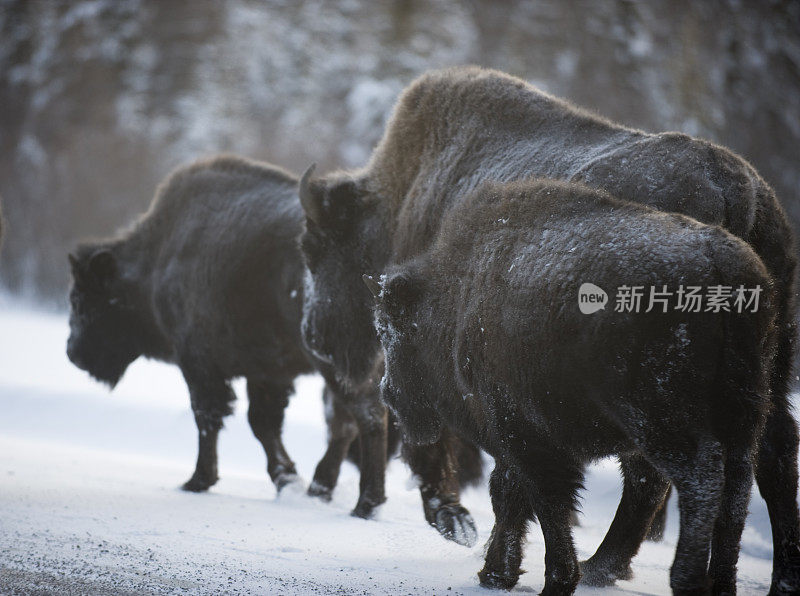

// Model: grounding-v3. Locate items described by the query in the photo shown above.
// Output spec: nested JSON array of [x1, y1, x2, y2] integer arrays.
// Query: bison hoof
[[351, 497, 386, 519], [433, 503, 478, 547], [478, 568, 520, 590], [275, 473, 303, 493], [181, 474, 217, 492], [579, 558, 632, 587], [307, 481, 333, 502]]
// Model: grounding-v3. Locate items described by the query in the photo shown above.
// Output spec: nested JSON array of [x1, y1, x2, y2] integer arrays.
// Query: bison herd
[[64, 66, 800, 594]]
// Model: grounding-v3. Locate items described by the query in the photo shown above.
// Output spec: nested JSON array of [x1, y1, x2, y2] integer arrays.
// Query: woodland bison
[[298, 66, 799, 592], [66, 155, 479, 526], [67, 156, 318, 495], [369, 179, 775, 594]]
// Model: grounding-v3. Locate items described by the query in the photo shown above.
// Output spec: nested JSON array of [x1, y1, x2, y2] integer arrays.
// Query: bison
[[66, 154, 479, 531], [370, 178, 775, 594], [67, 155, 318, 495], [298, 65, 799, 592]]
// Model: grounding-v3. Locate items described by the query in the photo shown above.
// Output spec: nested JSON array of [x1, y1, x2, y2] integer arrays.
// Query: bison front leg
[[404, 429, 478, 547], [479, 463, 536, 590], [526, 458, 583, 595], [345, 387, 388, 519], [308, 384, 359, 501], [580, 453, 670, 586], [180, 365, 235, 492], [246, 378, 300, 492]]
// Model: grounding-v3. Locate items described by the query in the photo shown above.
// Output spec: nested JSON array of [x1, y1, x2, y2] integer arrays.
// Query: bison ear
[[298, 163, 324, 225], [383, 271, 422, 313], [88, 249, 116, 284]]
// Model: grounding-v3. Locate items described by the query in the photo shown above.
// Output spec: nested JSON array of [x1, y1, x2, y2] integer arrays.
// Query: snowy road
[[0, 303, 780, 594]]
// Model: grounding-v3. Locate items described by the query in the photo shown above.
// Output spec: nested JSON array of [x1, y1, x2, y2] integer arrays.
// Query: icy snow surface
[[0, 302, 781, 594]]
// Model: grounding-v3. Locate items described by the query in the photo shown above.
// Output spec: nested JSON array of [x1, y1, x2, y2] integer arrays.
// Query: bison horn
[[299, 163, 322, 224], [362, 274, 382, 299]]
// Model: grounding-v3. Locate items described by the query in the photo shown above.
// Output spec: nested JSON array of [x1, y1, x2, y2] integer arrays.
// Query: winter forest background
[[1, 0, 799, 305]]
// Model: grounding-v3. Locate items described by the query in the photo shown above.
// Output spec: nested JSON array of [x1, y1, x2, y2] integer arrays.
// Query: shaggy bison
[[371, 179, 775, 594], [66, 155, 478, 529], [298, 66, 799, 592], [67, 156, 317, 494]]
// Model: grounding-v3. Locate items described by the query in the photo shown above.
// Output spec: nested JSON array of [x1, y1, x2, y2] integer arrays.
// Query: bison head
[[66, 245, 146, 388], [366, 268, 443, 446], [298, 165, 387, 386]]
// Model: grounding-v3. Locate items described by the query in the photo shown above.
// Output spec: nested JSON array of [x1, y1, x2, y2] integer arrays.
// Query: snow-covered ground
[[0, 302, 781, 594]]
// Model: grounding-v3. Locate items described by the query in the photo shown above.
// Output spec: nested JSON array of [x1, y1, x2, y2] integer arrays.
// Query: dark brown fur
[[66, 155, 390, 518], [375, 179, 775, 594], [300, 66, 799, 592]]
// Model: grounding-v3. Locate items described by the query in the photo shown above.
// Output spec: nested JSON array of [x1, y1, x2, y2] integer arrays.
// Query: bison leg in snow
[[527, 459, 583, 595], [404, 429, 478, 547], [246, 378, 299, 491], [479, 464, 534, 590], [756, 402, 800, 596], [344, 389, 388, 519], [308, 385, 359, 501], [180, 365, 235, 492], [580, 453, 670, 586], [710, 444, 758, 594], [647, 436, 724, 594], [481, 460, 582, 593]]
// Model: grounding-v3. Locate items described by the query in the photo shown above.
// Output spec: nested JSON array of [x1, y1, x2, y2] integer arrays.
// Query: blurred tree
[[1, 0, 798, 304]]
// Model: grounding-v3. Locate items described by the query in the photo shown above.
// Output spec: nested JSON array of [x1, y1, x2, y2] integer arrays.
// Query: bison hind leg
[[709, 443, 757, 595], [642, 435, 724, 594], [580, 453, 670, 587]]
